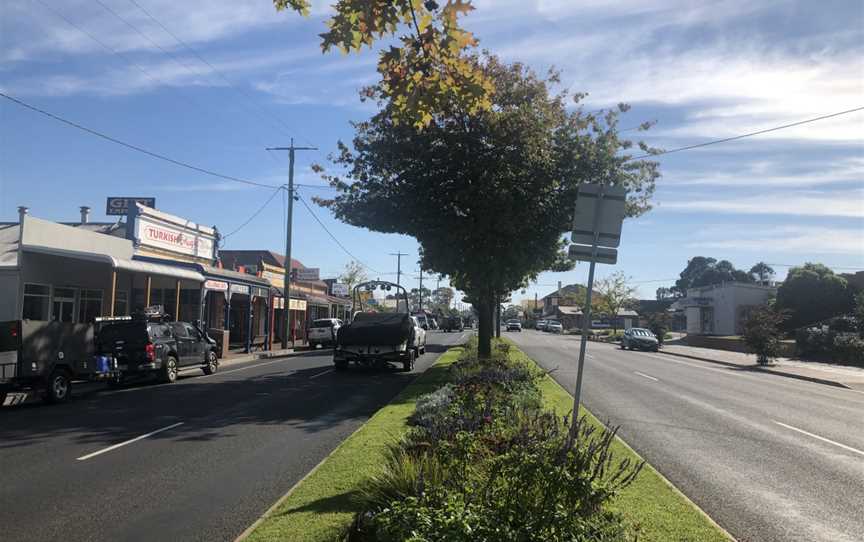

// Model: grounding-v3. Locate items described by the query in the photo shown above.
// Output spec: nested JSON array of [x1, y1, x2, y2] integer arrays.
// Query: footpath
[[660, 343, 864, 391]]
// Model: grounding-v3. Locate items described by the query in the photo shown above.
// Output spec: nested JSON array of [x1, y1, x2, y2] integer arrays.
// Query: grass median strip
[[507, 344, 732, 542], [243, 341, 730, 542], [242, 347, 465, 542]]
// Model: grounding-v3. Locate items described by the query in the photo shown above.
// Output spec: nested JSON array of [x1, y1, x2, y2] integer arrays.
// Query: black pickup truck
[[96, 317, 219, 384], [1, 312, 218, 407]]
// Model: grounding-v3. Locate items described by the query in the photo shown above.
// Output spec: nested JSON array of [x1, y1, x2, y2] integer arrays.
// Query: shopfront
[[0, 214, 203, 324], [196, 267, 271, 356]]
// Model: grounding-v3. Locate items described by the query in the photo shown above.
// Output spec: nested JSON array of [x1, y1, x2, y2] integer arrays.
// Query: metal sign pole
[[569, 183, 606, 443]]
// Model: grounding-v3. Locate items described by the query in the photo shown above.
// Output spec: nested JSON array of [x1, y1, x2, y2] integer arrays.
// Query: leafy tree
[[339, 260, 369, 293], [431, 286, 454, 312], [856, 291, 864, 337], [743, 306, 788, 365], [314, 57, 659, 357], [409, 287, 432, 311], [749, 262, 775, 284], [776, 263, 854, 329], [672, 256, 753, 295], [503, 305, 523, 320], [274, 0, 494, 128], [592, 272, 637, 334]]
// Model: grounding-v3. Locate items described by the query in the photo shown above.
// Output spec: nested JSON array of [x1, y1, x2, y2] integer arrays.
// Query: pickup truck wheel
[[419, 345, 426, 355], [45, 369, 71, 404], [202, 351, 218, 375], [162, 356, 179, 383], [403, 350, 415, 372]]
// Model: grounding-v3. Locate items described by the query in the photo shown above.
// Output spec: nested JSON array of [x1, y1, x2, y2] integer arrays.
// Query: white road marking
[[217, 358, 290, 376], [634, 371, 659, 382], [773, 421, 864, 458], [309, 368, 334, 379], [76, 422, 184, 461]]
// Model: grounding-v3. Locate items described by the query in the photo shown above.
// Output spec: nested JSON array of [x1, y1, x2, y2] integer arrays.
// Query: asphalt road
[[508, 330, 864, 542], [0, 331, 468, 542]]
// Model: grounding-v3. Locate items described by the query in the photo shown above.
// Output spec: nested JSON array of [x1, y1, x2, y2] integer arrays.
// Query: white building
[[673, 282, 776, 336]]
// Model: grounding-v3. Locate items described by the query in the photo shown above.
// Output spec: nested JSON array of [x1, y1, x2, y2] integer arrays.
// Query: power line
[[630, 107, 864, 160], [122, 0, 310, 145], [222, 185, 284, 241], [295, 192, 382, 274], [1, 91, 278, 189]]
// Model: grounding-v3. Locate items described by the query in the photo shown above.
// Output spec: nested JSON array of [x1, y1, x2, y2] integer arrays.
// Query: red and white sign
[[204, 280, 228, 292], [135, 211, 215, 259]]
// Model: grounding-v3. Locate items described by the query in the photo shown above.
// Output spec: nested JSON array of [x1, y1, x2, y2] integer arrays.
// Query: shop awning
[[114, 258, 204, 282], [21, 244, 204, 282], [305, 294, 331, 307]]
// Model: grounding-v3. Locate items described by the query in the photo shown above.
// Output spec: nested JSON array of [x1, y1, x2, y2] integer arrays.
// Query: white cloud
[[665, 157, 864, 187], [660, 191, 864, 218], [687, 225, 864, 256]]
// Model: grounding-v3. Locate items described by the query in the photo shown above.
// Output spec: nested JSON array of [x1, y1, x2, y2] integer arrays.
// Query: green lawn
[[243, 342, 731, 542], [242, 346, 465, 542], [506, 345, 731, 542]]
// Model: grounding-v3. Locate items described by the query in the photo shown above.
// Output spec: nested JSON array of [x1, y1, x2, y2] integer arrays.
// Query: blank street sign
[[571, 184, 627, 247], [568, 244, 618, 265]]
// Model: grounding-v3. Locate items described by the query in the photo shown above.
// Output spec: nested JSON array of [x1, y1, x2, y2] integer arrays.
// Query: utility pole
[[389, 251, 408, 286], [418, 267, 424, 312], [267, 139, 316, 349]]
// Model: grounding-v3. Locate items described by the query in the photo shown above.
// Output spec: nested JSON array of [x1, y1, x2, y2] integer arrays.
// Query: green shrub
[[743, 306, 788, 364], [351, 339, 643, 542], [832, 335, 864, 366]]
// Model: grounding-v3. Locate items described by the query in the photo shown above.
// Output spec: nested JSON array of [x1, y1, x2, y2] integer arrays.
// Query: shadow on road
[[0, 359, 424, 452]]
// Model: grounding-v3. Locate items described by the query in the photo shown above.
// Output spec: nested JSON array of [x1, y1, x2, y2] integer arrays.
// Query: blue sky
[[1, 0, 862, 304]]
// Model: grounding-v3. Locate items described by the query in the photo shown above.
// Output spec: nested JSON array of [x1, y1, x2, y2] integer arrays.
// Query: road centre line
[[309, 368, 334, 379], [634, 371, 659, 382], [76, 422, 184, 461], [773, 421, 864, 458]]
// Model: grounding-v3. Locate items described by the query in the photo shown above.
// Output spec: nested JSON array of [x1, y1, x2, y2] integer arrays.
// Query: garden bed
[[242, 340, 730, 542]]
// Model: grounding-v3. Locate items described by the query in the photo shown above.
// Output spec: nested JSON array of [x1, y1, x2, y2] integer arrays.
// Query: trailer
[[0, 319, 119, 406]]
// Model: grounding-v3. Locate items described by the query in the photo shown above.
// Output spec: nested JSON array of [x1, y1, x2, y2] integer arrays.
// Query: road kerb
[[659, 350, 852, 390], [233, 342, 463, 542]]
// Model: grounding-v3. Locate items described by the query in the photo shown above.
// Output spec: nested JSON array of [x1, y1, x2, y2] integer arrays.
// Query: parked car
[[442, 316, 464, 332], [414, 314, 430, 330], [505, 319, 522, 332], [308, 318, 342, 348], [621, 328, 659, 352], [96, 317, 218, 383], [545, 320, 564, 333], [535, 319, 548, 331]]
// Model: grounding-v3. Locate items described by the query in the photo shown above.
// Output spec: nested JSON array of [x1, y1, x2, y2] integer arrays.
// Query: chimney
[[80, 206, 91, 224], [17, 206, 29, 223]]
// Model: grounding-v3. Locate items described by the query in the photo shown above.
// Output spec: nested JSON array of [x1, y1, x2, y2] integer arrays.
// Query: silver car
[[545, 320, 563, 333], [621, 328, 659, 351]]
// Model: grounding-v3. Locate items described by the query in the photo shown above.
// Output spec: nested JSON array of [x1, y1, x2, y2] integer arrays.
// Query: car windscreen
[[97, 322, 148, 344], [311, 319, 334, 328], [547, 320, 561, 325]]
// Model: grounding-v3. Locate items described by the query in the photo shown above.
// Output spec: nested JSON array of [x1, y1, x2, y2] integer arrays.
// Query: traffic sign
[[570, 184, 626, 247], [568, 244, 617, 265]]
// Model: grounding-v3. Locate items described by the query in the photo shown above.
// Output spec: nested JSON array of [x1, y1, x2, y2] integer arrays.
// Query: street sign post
[[567, 183, 626, 443]]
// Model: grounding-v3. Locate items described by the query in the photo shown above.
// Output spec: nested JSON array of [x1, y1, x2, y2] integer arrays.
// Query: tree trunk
[[495, 294, 502, 338], [477, 290, 494, 359]]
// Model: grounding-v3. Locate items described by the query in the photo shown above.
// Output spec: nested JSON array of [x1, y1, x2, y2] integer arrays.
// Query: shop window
[[52, 287, 77, 323], [79, 289, 103, 323], [22, 283, 50, 320], [114, 290, 129, 316]]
